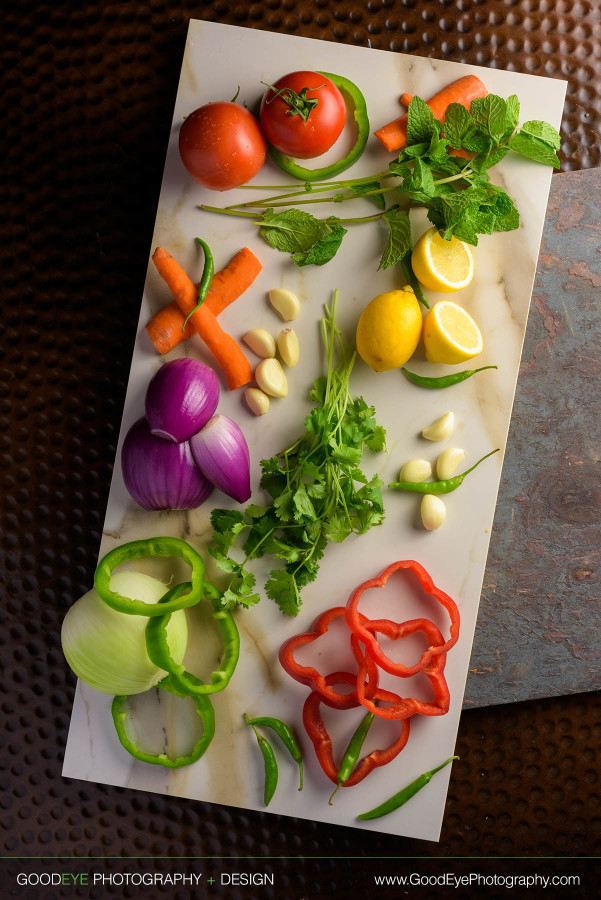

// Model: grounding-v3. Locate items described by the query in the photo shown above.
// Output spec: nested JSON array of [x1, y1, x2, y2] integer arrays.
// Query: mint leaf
[[349, 181, 386, 210], [260, 208, 325, 253], [407, 96, 441, 145], [462, 128, 492, 154], [505, 94, 520, 133], [444, 103, 472, 149], [508, 133, 560, 167], [291, 222, 346, 267], [470, 95, 508, 143], [378, 208, 412, 270], [402, 158, 436, 201], [519, 120, 561, 150]]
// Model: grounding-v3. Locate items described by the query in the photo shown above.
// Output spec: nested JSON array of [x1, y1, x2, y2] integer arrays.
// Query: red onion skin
[[146, 358, 219, 444], [121, 418, 213, 511], [190, 414, 251, 504]]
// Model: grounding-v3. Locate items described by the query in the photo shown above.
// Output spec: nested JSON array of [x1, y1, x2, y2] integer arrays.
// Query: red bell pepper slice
[[351, 617, 451, 720], [345, 560, 460, 677], [279, 606, 379, 709], [302, 671, 411, 786]]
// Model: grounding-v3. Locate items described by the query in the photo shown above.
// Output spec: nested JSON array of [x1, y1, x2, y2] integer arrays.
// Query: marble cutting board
[[62, 20, 567, 842]]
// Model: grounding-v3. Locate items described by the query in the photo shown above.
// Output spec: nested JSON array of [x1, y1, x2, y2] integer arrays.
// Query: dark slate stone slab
[[465, 167, 601, 708]]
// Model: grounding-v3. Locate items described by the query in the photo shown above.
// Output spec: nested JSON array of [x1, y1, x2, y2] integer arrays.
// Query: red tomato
[[179, 101, 267, 191], [260, 71, 346, 159]]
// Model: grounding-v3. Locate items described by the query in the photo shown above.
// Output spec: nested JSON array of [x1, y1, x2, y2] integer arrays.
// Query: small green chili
[[245, 715, 303, 790], [181, 237, 214, 332], [246, 716, 278, 806], [402, 365, 498, 389], [329, 711, 374, 805], [358, 755, 458, 820], [389, 448, 499, 494]]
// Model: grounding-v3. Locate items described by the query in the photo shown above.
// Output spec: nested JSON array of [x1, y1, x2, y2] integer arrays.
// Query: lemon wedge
[[411, 226, 474, 293], [422, 301, 483, 364]]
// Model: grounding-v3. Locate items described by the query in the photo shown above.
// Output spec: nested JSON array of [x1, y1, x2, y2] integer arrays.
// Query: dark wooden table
[[1, 2, 600, 893]]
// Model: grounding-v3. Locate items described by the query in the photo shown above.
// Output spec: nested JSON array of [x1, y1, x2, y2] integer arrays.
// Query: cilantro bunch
[[201, 92, 561, 271], [209, 292, 387, 617]]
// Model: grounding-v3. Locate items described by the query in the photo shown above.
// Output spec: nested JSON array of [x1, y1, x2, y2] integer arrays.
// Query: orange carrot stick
[[151, 247, 253, 391], [375, 75, 488, 153], [399, 92, 412, 108], [146, 247, 263, 356]]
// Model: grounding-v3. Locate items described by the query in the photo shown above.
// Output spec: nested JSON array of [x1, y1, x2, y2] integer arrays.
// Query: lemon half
[[423, 300, 483, 364], [412, 226, 474, 293]]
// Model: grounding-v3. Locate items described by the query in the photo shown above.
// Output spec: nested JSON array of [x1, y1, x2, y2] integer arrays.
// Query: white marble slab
[[62, 20, 566, 842]]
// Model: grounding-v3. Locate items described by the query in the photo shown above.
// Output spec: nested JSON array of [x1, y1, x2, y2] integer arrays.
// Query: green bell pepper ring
[[267, 72, 369, 183], [111, 675, 215, 768], [145, 581, 240, 695], [94, 537, 205, 617]]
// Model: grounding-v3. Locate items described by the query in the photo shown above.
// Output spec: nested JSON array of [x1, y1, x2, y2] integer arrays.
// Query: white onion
[[61, 572, 188, 695]]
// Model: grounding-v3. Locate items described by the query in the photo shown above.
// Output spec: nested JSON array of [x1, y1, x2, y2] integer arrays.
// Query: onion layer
[[146, 358, 219, 444], [61, 572, 189, 695], [121, 417, 213, 510], [190, 414, 251, 503]]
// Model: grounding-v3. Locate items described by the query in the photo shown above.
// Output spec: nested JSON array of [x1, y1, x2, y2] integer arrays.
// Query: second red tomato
[[260, 71, 346, 159]]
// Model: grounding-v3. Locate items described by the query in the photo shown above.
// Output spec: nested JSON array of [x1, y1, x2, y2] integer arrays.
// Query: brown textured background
[[1, 0, 600, 892]]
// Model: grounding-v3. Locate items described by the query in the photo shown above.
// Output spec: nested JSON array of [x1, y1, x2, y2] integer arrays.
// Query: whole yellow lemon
[[356, 287, 422, 372]]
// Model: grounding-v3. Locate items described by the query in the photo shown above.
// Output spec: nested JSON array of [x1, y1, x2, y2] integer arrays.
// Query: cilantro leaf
[[265, 569, 301, 617], [259, 208, 325, 253], [378, 208, 412, 271]]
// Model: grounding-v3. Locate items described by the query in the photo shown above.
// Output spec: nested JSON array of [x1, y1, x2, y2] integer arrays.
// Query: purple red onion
[[190, 414, 251, 504], [145, 358, 219, 444]]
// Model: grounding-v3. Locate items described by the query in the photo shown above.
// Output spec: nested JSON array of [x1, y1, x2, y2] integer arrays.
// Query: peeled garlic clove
[[277, 328, 299, 367], [399, 458, 432, 483], [243, 328, 276, 359], [245, 387, 270, 416], [436, 447, 466, 480], [255, 358, 288, 398], [269, 288, 300, 321], [421, 494, 446, 531], [422, 411, 454, 442]]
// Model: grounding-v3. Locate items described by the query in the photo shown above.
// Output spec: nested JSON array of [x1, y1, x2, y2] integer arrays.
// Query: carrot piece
[[375, 75, 488, 153], [399, 92, 412, 108], [151, 247, 253, 391], [145, 247, 263, 356]]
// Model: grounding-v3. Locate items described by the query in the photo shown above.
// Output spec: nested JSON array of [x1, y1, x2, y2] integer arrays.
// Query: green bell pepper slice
[[267, 72, 369, 182], [111, 674, 215, 768], [94, 537, 205, 617], [145, 581, 240, 695]]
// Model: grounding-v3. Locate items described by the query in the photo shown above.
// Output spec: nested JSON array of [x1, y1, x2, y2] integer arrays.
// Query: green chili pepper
[[358, 755, 458, 820], [329, 711, 374, 805], [111, 674, 215, 769], [181, 237, 215, 332], [246, 718, 278, 806], [245, 715, 304, 791], [402, 365, 498, 389], [401, 249, 429, 309], [145, 581, 240, 695], [388, 448, 499, 494], [94, 537, 205, 617], [267, 72, 369, 182]]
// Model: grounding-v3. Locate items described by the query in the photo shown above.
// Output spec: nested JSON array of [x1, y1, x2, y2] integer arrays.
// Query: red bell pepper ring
[[279, 606, 380, 709], [345, 560, 460, 677], [302, 672, 411, 786], [351, 617, 451, 720]]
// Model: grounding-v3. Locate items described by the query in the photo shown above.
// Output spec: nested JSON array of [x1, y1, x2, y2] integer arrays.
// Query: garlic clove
[[255, 358, 288, 398], [399, 458, 432, 483], [277, 328, 299, 367], [269, 288, 300, 321], [243, 328, 276, 359], [436, 447, 466, 480], [245, 387, 270, 416], [421, 411, 454, 442], [421, 494, 446, 531]]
